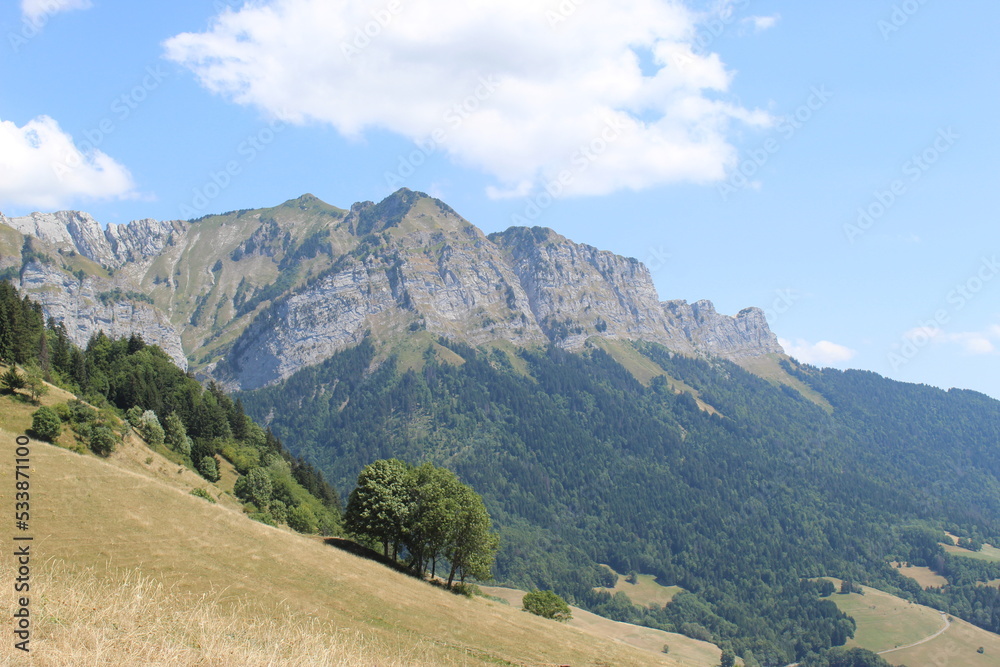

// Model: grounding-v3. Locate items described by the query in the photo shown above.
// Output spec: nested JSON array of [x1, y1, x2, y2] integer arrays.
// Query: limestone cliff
[[2, 190, 783, 390]]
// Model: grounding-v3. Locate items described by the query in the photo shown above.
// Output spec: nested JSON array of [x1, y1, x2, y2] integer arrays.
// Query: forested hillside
[[241, 336, 1000, 665], [0, 280, 341, 534]]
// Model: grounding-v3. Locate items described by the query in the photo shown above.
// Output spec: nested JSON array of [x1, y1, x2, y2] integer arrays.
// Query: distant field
[[481, 585, 720, 667], [0, 415, 687, 666], [943, 542, 1000, 563], [596, 565, 683, 608], [822, 578, 1000, 667], [891, 561, 949, 588]]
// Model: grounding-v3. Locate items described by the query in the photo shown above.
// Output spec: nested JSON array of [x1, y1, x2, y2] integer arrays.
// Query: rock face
[[2, 190, 783, 389], [18, 261, 187, 369]]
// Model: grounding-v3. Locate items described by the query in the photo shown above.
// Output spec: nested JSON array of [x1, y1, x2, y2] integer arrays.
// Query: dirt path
[[782, 610, 951, 666], [876, 610, 951, 655]]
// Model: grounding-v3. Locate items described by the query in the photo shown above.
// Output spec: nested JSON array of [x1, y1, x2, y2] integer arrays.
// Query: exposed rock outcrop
[[4, 190, 783, 390]]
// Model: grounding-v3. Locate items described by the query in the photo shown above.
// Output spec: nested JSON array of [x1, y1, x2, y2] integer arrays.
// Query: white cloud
[[779, 338, 857, 366], [164, 0, 770, 198], [904, 326, 1000, 356], [0, 116, 136, 211], [21, 0, 92, 22], [742, 14, 780, 32]]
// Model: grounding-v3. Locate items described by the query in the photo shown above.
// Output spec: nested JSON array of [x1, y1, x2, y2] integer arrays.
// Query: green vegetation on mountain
[[240, 335, 1000, 665], [0, 280, 340, 535]]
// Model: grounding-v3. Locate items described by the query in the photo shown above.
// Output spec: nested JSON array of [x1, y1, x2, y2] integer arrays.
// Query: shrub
[[522, 590, 572, 621], [1, 368, 26, 394], [287, 504, 319, 534], [234, 468, 273, 508], [31, 407, 62, 442], [88, 426, 118, 456], [69, 400, 97, 424], [138, 410, 165, 447], [190, 488, 217, 503], [198, 456, 220, 482]]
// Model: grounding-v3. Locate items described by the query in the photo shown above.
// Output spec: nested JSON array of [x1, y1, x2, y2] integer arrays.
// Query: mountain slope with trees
[[240, 335, 1000, 665]]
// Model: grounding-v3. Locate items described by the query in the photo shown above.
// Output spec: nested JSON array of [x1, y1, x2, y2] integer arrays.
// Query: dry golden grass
[[0, 420, 684, 667], [1, 558, 412, 667], [891, 561, 949, 588], [479, 586, 720, 667]]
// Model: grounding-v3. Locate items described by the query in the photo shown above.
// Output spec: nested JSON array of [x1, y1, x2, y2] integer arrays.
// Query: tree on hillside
[[445, 483, 499, 588], [1, 367, 25, 394], [345, 458, 500, 587], [31, 407, 61, 442], [345, 458, 413, 559]]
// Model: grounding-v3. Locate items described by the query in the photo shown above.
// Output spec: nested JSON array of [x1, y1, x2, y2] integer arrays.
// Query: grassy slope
[[822, 579, 1000, 666], [479, 586, 721, 667], [0, 389, 696, 666]]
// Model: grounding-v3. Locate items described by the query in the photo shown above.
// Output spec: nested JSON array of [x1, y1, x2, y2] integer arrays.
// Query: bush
[[190, 488, 217, 503], [137, 410, 165, 447], [31, 407, 62, 442], [522, 590, 572, 621], [234, 468, 273, 508], [198, 456, 220, 482], [1, 368, 25, 394], [88, 426, 118, 456], [287, 504, 319, 534]]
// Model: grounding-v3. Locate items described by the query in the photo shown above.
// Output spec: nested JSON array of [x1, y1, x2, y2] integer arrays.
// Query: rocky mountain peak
[[4, 191, 785, 390]]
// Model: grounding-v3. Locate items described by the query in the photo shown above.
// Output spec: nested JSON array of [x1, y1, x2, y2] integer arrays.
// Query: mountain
[[0, 189, 782, 390], [7, 191, 1000, 666]]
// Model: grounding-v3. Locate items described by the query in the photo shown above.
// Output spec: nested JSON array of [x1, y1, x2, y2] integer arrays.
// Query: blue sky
[[2, 0, 998, 399]]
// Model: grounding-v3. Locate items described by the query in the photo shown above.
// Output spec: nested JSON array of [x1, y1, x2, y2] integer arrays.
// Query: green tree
[[89, 425, 117, 456], [522, 590, 572, 621], [234, 467, 274, 509], [345, 458, 413, 559], [404, 462, 462, 577], [137, 410, 165, 447], [31, 406, 62, 442], [1, 367, 25, 394], [287, 504, 319, 534], [198, 455, 220, 482], [444, 483, 500, 588], [24, 367, 48, 402], [720, 648, 736, 667], [162, 412, 192, 456]]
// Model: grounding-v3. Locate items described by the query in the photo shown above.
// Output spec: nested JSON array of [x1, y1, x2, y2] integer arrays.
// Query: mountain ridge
[[1, 189, 783, 390]]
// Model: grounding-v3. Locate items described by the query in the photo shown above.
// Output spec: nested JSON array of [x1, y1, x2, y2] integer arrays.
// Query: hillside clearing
[[822, 578, 1000, 666]]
